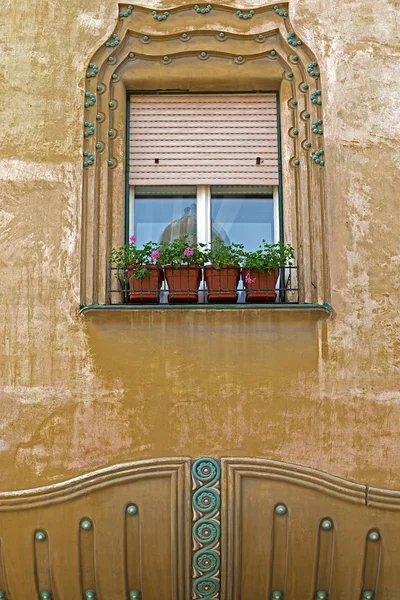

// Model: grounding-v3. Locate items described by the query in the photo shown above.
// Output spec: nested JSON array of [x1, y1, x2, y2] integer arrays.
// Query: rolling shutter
[[129, 93, 279, 186]]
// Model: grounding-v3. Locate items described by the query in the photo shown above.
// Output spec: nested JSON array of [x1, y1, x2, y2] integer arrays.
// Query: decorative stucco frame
[[81, 2, 328, 306]]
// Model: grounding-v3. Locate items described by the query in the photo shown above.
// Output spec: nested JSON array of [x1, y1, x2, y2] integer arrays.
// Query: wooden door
[[0, 457, 400, 598]]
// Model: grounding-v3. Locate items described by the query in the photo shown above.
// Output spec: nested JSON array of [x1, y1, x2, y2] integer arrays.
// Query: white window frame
[[128, 184, 280, 245]]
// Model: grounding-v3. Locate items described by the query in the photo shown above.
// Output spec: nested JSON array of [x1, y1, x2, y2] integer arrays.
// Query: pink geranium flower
[[245, 273, 256, 285], [151, 250, 160, 259], [184, 247, 194, 257], [129, 235, 137, 243]]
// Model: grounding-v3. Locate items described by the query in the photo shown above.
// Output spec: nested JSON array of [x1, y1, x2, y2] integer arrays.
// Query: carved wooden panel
[[0, 459, 191, 600], [221, 459, 400, 600]]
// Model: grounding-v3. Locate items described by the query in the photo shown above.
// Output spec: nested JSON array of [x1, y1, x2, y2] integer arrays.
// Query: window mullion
[[196, 184, 211, 245]]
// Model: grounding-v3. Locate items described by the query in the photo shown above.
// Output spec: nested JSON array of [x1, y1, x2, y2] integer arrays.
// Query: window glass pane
[[134, 186, 197, 246], [211, 185, 275, 251]]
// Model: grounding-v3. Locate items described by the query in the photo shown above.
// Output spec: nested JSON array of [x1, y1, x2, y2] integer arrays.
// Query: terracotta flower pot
[[127, 265, 163, 304], [164, 265, 202, 303], [243, 268, 279, 303], [204, 265, 240, 303]]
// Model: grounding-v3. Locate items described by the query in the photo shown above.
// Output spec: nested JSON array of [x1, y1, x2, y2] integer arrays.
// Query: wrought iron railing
[[108, 264, 300, 305]]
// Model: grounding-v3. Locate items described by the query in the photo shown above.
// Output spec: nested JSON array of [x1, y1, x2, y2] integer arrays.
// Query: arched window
[[81, 3, 328, 307]]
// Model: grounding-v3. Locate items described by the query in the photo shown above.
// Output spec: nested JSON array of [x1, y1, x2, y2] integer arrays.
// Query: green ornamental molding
[[84, 122, 95, 137], [312, 149, 325, 165], [83, 152, 94, 167], [106, 33, 120, 47], [194, 4, 213, 13], [312, 119, 323, 135], [307, 61, 320, 77], [84, 92, 95, 107], [311, 89, 322, 105], [287, 31, 302, 46], [192, 458, 221, 600], [152, 10, 170, 20], [236, 9, 255, 19], [273, 4, 288, 17], [119, 5, 133, 17], [86, 63, 98, 78]]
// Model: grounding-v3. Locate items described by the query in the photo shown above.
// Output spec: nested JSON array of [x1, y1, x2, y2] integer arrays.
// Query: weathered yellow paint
[[0, 0, 399, 496]]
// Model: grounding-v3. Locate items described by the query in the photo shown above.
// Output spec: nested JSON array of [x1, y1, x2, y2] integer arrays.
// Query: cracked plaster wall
[[0, 0, 399, 491]]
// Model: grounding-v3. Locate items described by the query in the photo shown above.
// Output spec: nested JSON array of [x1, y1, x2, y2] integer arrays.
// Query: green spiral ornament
[[192, 458, 221, 599]]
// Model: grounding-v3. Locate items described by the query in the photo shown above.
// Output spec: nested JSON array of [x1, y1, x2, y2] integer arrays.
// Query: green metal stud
[[302, 83, 309, 90], [163, 56, 169, 61], [363, 593, 374, 600], [108, 56, 114, 62], [294, 159, 300, 165], [292, 129, 298, 135], [96, 143, 101, 149], [112, 74, 117, 79], [272, 592, 282, 599], [291, 99, 298, 105], [0, 593, 5, 599], [316, 593, 327, 599], [96, 114, 101, 120], [270, 50, 276, 56], [129, 592, 140, 599], [237, 56, 243, 61], [258, 34, 264, 40], [41, 593, 51, 600], [96, 85, 102, 91], [304, 112, 310, 118], [108, 130, 114, 136], [81, 520, 92, 531], [275, 504, 287, 515], [368, 531, 380, 542], [201, 52, 207, 57], [35, 531, 46, 541], [109, 101, 115, 107], [287, 72, 293, 78], [127, 504, 138, 515], [143, 35, 149, 41], [108, 160, 114, 166], [182, 33, 188, 39], [219, 32, 225, 38], [292, 55, 298, 61], [85, 592, 96, 600], [321, 519, 332, 530]]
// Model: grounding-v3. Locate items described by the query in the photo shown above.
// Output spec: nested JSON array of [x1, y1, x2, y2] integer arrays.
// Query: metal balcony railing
[[108, 264, 300, 305]]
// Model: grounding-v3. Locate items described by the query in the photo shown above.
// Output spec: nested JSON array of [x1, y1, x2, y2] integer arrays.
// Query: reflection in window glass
[[211, 186, 275, 251], [134, 186, 196, 247]]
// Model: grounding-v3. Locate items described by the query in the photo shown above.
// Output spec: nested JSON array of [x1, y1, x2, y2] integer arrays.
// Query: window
[[106, 90, 300, 306], [130, 185, 279, 250], [81, 5, 329, 307], [128, 93, 281, 250]]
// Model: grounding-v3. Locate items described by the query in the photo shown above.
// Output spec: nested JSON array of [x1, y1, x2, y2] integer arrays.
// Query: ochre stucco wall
[[0, 0, 399, 492]]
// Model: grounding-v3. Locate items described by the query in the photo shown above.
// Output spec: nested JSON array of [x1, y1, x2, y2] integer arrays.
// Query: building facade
[[1, 0, 399, 597]]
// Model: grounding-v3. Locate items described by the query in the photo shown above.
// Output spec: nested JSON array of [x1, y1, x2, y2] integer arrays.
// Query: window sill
[[79, 303, 333, 316]]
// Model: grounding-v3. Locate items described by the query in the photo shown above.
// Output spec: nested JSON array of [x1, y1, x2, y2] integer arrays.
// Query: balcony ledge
[[79, 302, 334, 316]]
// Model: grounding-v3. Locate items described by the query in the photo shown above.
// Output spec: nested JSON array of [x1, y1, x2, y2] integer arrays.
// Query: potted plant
[[242, 241, 295, 303], [110, 236, 163, 303], [157, 235, 205, 303], [203, 238, 244, 303]]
